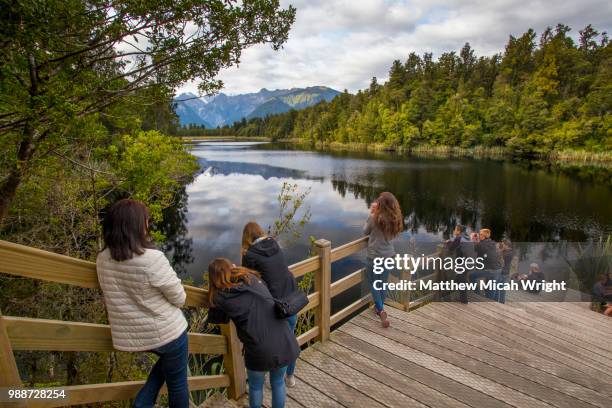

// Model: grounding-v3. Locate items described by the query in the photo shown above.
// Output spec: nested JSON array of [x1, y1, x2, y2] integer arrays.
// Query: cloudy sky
[[177, 0, 611, 96]]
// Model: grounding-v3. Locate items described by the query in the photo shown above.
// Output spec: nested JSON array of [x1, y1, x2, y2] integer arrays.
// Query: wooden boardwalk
[[262, 299, 612, 408]]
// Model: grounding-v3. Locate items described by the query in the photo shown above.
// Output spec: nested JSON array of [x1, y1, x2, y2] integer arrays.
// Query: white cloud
[[176, 0, 611, 95]]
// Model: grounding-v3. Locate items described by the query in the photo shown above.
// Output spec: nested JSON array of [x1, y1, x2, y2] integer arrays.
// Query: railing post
[[0, 310, 21, 388], [220, 321, 246, 401], [1, 309, 27, 408], [400, 267, 411, 311], [314, 239, 332, 342]]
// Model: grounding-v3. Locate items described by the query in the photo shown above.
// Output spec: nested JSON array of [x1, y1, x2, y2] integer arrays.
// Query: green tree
[[0, 0, 295, 220]]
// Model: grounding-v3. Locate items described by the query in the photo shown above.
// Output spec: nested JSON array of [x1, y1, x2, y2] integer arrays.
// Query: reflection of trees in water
[[158, 187, 193, 276], [329, 160, 604, 242]]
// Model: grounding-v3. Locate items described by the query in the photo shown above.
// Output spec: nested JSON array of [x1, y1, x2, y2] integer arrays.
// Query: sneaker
[[286, 374, 296, 388], [379, 310, 390, 328]]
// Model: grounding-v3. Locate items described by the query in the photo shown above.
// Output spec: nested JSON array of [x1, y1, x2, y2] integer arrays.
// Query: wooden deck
[[262, 298, 612, 408]]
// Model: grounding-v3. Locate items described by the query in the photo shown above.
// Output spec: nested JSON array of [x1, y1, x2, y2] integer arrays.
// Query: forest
[[214, 24, 611, 158]]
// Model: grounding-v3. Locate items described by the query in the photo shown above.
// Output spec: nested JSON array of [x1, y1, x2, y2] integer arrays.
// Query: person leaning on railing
[[96, 199, 189, 408], [241, 221, 300, 388], [206, 258, 299, 408]]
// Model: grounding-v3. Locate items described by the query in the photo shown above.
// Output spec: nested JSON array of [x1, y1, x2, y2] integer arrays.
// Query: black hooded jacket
[[242, 237, 297, 299], [207, 276, 300, 371]]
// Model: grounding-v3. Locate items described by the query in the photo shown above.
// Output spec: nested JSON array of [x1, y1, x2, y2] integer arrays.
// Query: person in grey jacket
[[363, 192, 404, 328]]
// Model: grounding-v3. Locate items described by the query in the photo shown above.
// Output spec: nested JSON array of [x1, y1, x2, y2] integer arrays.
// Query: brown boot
[[379, 310, 390, 328]]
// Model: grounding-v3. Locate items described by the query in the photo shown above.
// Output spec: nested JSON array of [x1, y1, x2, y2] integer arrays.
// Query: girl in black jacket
[[241, 222, 299, 386], [207, 258, 299, 408]]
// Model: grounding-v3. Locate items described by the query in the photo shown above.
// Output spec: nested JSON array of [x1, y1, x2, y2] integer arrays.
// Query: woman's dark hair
[[102, 199, 155, 261]]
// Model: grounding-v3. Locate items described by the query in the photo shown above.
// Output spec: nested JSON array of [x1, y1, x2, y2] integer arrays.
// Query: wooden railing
[[0, 236, 437, 406]]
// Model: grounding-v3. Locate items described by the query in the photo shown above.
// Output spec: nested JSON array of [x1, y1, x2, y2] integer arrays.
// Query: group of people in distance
[[444, 225, 518, 304], [95, 192, 404, 408]]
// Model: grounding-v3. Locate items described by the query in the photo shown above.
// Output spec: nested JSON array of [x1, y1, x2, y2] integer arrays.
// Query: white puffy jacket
[[96, 248, 188, 351]]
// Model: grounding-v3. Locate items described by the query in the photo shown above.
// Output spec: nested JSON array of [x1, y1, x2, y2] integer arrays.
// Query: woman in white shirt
[[96, 199, 188, 408]]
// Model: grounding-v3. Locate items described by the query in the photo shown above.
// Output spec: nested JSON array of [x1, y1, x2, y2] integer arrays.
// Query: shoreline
[[180, 135, 612, 169], [305, 140, 612, 167]]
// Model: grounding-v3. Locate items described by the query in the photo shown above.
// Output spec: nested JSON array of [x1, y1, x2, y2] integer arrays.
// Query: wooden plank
[[383, 298, 406, 311], [220, 322, 246, 400], [406, 292, 437, 310], [278, 374, 343, 407], [355, 314, 581, 408], [491, 301, 612, 356], [502, 300, 612, 339], [472, 300, 612, 365], [399, 267, 411, 309], [3, 316, 227, 355], [262, 389, 305, 408], [297, 326, 319, 346], [288, 256, 319, 278], [0, 240, 99, 288], [330, 236, 368, 262], [331, 330, 512, 408], [0, 240, 209, 307], [340, 322, 550, 408], [301, 348, 428, 407], [370, 309, 606, 407], [398, 305, 612, 404], [330, 269, 363, 298], [475, 298, 612, 358], [330, 295, 371, 326], [0, 311, 22, 390], [299, 292, 319, 315], [26, 375, 230, 407], [315, 341, 470, 408], [295, 357, 386, 408], [426, 302, 611, 381], [314, 239, 331, 342], [184, 285, 209, 308], [537, 302, 612, 332]]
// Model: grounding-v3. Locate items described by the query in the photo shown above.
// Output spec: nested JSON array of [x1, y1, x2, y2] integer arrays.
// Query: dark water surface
[[165, 141, 611, 287]]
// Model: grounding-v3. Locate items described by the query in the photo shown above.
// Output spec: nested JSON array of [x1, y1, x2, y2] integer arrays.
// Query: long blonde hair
[[241, 221, 265, 255]]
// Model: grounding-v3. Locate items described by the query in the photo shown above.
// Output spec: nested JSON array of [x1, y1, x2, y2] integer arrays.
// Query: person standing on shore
[[364, 192, 404, 328]]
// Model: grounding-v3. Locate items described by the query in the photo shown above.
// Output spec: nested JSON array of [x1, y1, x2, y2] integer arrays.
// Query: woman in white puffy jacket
[[96, 199, 188, 408]]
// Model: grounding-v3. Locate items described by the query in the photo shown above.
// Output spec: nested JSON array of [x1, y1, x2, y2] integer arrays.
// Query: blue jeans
[[133, 330, 189, 408], [471, 269, 501, 300], [366, 257, 391, 312], [497, 273, 507, 304], [286, 314, 298, 376], [248, 366, 287, 408]]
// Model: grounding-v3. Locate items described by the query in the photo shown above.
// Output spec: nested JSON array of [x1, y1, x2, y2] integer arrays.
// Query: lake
[[163, 141, 611, 300]]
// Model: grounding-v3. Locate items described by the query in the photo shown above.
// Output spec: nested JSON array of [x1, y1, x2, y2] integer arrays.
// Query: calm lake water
[[164, 141, 611, 298]]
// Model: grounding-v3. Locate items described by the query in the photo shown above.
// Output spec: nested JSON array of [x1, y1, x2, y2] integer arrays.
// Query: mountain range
[[174, 86, 340, 128]]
